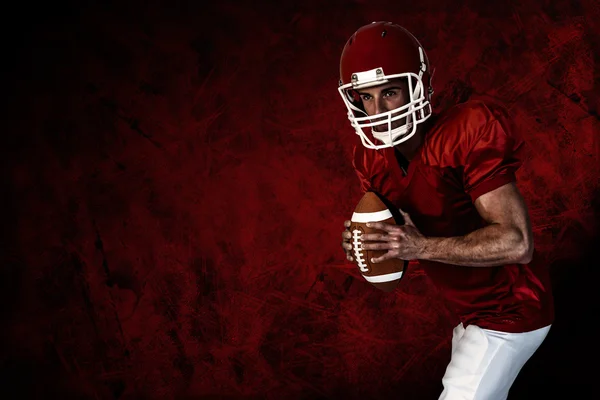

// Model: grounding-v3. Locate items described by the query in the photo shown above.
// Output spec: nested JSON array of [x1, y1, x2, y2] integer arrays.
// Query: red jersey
[[352, 100, 554, 333]]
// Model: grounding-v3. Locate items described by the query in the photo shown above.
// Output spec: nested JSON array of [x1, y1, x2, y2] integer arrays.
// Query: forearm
[[419, 224, 531, 267]]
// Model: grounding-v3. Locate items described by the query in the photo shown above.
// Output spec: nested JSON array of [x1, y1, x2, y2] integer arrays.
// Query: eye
[[360, 94, 372, 101], [383, 90, 397, 97]]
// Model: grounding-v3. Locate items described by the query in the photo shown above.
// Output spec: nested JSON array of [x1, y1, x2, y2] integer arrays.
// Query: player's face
[[357, 78, 410, 132]]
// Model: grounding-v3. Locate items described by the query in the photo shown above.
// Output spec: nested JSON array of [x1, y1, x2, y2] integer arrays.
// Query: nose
[[374, 97, 387, 115]]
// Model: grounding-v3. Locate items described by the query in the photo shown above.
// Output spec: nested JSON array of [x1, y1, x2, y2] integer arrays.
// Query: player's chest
[[372, 164, 476, 236]]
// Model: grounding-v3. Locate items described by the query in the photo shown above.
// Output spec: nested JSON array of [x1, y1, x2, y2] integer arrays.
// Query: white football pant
[[439, 323, 551, 400]]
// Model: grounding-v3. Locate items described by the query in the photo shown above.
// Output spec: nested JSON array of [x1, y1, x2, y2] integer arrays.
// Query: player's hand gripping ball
[[348, 191, 408, 292]]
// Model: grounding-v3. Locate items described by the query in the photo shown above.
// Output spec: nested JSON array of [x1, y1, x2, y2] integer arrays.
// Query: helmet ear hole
[[344, 89, 367, 116], [346, 89, 361, 103]]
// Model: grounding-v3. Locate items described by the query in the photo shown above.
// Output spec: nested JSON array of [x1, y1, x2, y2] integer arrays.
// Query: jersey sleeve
[[463, 111, 525, 202]]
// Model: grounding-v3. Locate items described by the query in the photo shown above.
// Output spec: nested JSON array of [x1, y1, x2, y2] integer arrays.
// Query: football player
[[339, 22, 554, 399]]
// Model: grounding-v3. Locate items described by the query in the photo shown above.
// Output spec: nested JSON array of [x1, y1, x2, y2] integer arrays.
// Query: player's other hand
[[342, 220, 354, 262]]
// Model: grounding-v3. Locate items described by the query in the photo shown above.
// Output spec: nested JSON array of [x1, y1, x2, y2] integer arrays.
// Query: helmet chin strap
[[371, 115, 413, 146]]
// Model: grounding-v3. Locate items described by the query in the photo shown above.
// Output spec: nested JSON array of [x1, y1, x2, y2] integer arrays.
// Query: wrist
[[417, 235, 435, 260]]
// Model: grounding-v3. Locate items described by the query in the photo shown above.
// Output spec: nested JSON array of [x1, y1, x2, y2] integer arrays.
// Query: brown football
[[350, 191, 408, 292]]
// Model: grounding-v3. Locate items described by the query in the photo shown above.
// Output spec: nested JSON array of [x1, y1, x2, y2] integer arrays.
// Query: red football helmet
[[338, 22, 434, 150]]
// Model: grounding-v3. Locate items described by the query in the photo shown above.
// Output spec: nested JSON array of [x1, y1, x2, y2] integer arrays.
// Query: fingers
[[341, 233, 354, 261], [344, 220, 401, 263], [344, 222, 401, 245], [360, 233, 392, 242], [343, 241, 354, 262], [360, 242, 398, 251], [365, 221, 395, 232], [343, 221, 354, 263], [371, 251, 398, 264]]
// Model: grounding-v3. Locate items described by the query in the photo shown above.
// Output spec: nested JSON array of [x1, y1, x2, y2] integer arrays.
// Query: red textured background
[[2, 0, 599, 399]]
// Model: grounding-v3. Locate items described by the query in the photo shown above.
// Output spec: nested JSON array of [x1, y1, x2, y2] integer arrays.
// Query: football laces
[[352, 229, 369, 272]]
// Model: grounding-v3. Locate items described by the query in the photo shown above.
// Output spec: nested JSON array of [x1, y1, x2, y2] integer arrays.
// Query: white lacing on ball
[[352, 229, 368, 272]]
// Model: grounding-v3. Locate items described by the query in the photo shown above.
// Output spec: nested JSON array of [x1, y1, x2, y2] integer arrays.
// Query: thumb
[[399, 208, 415, 227]]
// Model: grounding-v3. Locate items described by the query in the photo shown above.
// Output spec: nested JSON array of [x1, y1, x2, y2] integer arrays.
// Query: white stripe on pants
[[439, 323, 551, 400]]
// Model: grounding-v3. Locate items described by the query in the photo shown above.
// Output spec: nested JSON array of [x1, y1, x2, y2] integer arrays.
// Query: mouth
[[366, 107, 409, 132], [371, 117, 406, 132]]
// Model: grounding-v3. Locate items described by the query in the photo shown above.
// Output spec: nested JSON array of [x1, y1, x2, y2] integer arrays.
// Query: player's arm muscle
[[420, 182, 533, 267]]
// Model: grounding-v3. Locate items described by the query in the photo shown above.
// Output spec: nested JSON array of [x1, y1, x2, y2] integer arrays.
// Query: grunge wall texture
[[2, 0, 599, 399]]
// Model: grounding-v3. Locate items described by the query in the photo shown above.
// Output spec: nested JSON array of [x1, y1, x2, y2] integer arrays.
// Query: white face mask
[[340, 72, 431, 150], [370, 113, 414, 146]]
